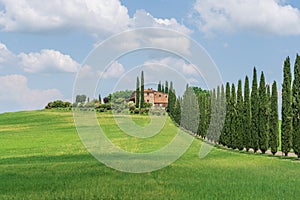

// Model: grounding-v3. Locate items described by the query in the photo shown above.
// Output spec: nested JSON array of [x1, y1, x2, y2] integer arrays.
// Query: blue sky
[[0, 0, 300, 113]]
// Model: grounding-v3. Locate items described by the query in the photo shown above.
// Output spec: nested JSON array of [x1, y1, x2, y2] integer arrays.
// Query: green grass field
[[1, 110, 300, 199]]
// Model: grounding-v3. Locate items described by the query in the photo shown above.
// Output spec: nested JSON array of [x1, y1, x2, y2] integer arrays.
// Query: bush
[[134, 108, 140, 114]]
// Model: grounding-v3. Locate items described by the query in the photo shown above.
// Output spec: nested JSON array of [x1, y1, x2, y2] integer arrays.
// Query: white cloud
[[0, 43, 17, 67], [19, 49, 80, 73], [0, 42, 80, 73], [0, 74, 63, 110], [0, 0, 130, 36], [192, 0, 300, 36], [98, 61, 125, 78], [131, 10, 192, 35], [144, 57, 198, 76]]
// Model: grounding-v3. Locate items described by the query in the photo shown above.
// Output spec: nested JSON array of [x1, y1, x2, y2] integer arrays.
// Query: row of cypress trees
[[167, 55, 300, 157], [282, 55, 300, 157]]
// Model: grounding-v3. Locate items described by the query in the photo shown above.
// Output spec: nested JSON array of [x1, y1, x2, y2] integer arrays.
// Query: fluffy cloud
[[131, 10, 192, 35], [0, 43, 79, 73], [0, 74, 63, 111], [144, 57, 198, 76], [0, 0, 130, 35], [19, 49, 80, 73], [192, 0, 300, 36], [98, 61, 125, 78], [0, 1, 192, 37]]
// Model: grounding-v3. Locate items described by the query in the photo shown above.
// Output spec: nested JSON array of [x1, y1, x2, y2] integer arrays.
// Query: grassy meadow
[[0, 110, 300, 199]]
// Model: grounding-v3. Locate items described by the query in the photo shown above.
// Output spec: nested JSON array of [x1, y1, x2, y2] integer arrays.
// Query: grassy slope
[[0, 110, 300, 199]]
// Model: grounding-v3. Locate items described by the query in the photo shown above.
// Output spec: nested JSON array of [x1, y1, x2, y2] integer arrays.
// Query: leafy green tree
[[236, 80, 244, 151], [75, 94, 87, 104], [282, 57, 293, 156], [258, 72, 268, 154], [270, 81, 279, 155], [292, 54, 300, 158], [244, 76, 251, 151], [140, 71, 145, 108], [136, 76, 140, 108], [251, 67, 259, 153]]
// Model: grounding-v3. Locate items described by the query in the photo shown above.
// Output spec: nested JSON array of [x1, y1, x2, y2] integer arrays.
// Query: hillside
[[1, 110, 300, 199]]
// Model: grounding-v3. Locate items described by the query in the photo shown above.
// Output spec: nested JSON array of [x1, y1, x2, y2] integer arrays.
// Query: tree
[[244, 76, 251, 151], [236, 79, 244, 151], [136, 76, 140, 108], [165, 81, 169, 94], [251, 67, 259, 153], [158, 81, 162, 92], [292, 54, 300, 158], [258, 72, 268, 154], [221, 82, 231, 147], [174, 97, 181, 125], [229, 83, 237, 149], [161, 84, 165, 93], [140, 71, 145, 108], [270, 81, 279, 156], [282, 57, 293, 156], [98, 94, 102, 104], [167, 81, 176, 117], [75, 94, 87, 104]]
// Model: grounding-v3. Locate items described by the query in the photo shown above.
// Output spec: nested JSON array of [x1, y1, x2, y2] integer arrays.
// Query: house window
[[159, 94, 161, 97], [147, 93, 149, 95], [147, 100, 149, 102]]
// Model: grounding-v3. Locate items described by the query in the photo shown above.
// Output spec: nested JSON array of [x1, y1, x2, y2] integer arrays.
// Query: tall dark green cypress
[[198, 93, 207, 138], [161, 84, 165, 93], [282, 57, 293, 156], [258, 72, 268, 154], [236, 80, 244, 150], [158, 81, 162, 92], [167, 81, 176, 117], [165, 81, 169, 94], [230, 83, 237, 149], [140, 71, 145, 108], [136, 76, 140, 108], [292, 54, 300, 158], [244, 76, 251, 151], [174, 97, 181, 125], [251, 67, 259, 153], [221, 82, 231, 147], [270, 81, 279, 156]]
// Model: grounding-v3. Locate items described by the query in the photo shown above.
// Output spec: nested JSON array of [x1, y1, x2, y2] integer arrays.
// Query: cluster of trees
[[282, 55, 300, 157], [45, 100, 72, 109], [157, 80, 169, 93], [168, 55, 300, 158]]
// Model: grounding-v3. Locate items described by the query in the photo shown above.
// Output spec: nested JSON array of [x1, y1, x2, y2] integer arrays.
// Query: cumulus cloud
[[0, 74, 63, 111], [0, 42, 79, 73], [19, 49, 80, 73], [0, 1, 192, 38], [98, 61, 125, 78], [192, 0, 300, 36], [144, 57, 198, 76], [131, 10, 192, 35], [0, 0, 130, 36]]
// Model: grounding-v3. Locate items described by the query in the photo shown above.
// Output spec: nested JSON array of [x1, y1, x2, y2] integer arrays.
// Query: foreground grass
[[0, 110, 300, 199]]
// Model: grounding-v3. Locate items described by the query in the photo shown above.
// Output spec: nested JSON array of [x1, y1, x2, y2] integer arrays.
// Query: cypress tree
[[251, 67, 259, 153], [230, 83, 237, 149], [244, 76, 251, 151], [165, 81, 169, 94], [140, 71, 145, 108], [221, 82, 231, 147], [236, 80, 244, 150], [198, 93, 207, 138], [270, 81, 279, 156], [174, 97, 181, 125], [258, 72, 268, 154], [98, 94, 102, 103], [136, 76, 140, 108], [158, 81, 162, 92], [282, 57, 292, 156], [167, 81, 176, 117], [292, 54, 300, 158], [161, 84, 165, 93]]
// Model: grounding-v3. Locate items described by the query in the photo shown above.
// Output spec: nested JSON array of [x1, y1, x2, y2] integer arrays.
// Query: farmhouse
[[130, 88, 168, 107]]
